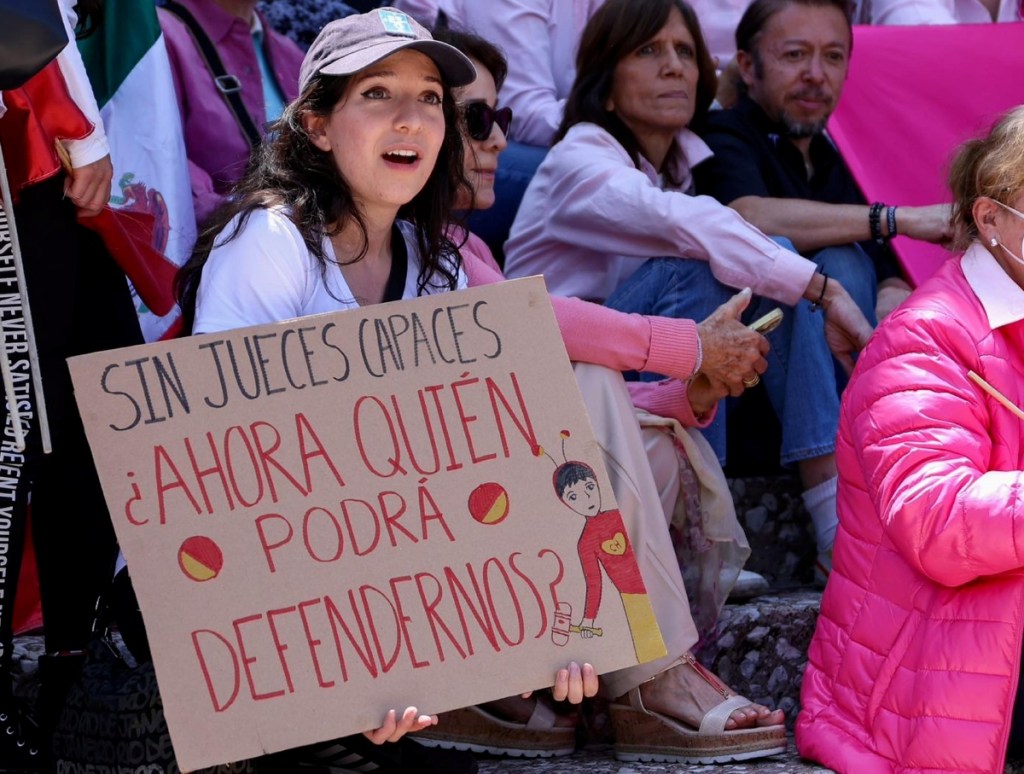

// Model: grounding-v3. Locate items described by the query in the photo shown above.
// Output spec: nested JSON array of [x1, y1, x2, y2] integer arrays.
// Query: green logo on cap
[[378, 9, 415, 37]]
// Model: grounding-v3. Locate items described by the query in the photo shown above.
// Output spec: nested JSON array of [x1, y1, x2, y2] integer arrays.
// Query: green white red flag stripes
[[78, 0, 194, 341]]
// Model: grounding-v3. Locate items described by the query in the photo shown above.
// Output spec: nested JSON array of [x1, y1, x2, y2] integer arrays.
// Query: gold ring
[[742, 375, 760, 388]]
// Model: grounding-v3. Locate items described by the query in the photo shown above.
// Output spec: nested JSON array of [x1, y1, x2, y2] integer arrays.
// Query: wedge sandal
[[414, 701, 576, 758], [609, 655, 787, 764]]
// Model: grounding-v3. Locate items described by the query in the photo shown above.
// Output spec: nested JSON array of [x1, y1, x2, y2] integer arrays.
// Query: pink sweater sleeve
[[628, 379, 715, 429], [461, 231, 701, 381]]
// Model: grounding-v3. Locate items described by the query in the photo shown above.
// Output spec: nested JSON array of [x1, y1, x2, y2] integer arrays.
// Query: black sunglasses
[[463, 102, 513, 141]]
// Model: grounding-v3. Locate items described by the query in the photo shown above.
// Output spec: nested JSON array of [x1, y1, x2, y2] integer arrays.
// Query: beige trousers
[[572, 363, 698, 698]]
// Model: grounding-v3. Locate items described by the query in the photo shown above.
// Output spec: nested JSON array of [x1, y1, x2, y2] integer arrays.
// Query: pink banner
[[829, 22, 1024, 286]]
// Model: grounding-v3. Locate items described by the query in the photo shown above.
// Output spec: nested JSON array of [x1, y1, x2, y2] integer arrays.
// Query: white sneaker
[[728, 569, 770, 601]]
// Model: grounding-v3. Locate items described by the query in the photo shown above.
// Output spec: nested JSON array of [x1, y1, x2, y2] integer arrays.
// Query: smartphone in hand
[[748, 308, 783, 334]]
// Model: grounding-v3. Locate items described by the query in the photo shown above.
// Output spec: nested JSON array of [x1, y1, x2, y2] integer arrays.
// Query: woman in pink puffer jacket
[[797, 106, 1024, 774]]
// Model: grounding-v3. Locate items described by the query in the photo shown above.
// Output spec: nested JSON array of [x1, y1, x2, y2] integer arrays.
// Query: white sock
[[802, 476, 838, 554]]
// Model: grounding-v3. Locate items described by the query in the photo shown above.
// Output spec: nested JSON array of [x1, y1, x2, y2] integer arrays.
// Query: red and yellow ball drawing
[[178, 536, 224, 582], [468, 482, 510, 525]]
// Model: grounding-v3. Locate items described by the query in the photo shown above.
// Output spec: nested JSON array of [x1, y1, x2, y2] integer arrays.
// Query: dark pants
[[1009, 653, 1024, 759], [605, 241, 877, 467], [0, 176, 143, 729]]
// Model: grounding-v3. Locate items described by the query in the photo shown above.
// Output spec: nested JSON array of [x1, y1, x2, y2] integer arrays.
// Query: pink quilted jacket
[[797, 248, 1024, 774]]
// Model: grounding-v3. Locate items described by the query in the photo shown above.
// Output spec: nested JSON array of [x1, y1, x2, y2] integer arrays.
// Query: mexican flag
[[78, 0, 194, 341]]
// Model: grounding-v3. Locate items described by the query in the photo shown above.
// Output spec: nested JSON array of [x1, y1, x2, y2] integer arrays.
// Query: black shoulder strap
[[161, 0, 262, 148], [381, 224, 410, 304]]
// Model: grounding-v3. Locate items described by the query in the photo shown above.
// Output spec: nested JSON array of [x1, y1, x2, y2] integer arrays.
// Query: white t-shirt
[[193, 208, 467, 334]]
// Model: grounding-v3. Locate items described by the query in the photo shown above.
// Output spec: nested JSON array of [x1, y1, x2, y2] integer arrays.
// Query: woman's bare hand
[[64, 154, 113, 217], [362, 707, 437, 745], [696, 288, 770, 397], [552, 661, 598, 704], [687, 373, 728, 416], [521, 661, 599, 706]]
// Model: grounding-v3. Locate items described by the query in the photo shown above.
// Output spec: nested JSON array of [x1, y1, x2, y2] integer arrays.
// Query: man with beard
[[692, 0, 950, 585], [694, 0, 950, 324]]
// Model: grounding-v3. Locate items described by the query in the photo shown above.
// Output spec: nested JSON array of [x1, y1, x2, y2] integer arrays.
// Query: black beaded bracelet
[[887, 205, 898, 239], [869, 202, 886, 246], [810, 270, 830, 313]]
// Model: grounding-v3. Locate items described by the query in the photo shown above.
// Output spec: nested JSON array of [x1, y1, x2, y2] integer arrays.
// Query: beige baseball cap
[[299, 8, 476, 93]]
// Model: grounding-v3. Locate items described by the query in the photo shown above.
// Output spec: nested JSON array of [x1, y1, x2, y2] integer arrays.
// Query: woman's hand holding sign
[[521, 661, 600, 706], [363, 707, 438, 744]]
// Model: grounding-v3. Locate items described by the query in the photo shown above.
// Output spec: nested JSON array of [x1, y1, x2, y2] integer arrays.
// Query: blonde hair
[[948, 106, 1024, 251]]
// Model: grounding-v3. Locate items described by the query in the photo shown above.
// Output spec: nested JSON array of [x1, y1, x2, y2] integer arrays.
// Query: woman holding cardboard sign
[[174, 8, 485, 773], [177, 9, 470, 334]]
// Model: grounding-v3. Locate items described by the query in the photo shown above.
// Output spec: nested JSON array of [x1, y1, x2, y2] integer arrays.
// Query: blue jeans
[[605, 241, 877, 466], [466, 140, 547, 266]]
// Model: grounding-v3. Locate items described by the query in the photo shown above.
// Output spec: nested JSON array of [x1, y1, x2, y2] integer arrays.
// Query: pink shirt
[[439, 0, 604, 146], [459, 229, 709, 428], [689, 0, 755, 67], [503, 123, 816, 307], [159, 0, 303, 223], [857, 0, 1021, 22], [391, 0, 440, 24]]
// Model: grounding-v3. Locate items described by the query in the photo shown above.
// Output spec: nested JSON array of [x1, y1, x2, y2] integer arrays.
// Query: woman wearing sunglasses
[[414, 26, 789, 765], [460, 100, 512, 215]]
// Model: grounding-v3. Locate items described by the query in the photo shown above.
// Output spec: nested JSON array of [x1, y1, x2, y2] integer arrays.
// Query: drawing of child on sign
[[541, 433, 663, 664]]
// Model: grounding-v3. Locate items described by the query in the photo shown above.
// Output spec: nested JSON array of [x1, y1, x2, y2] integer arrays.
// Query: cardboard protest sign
[[69, 278, 666, 772]]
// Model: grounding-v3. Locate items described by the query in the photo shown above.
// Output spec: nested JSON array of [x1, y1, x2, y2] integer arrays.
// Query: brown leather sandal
[[413, 699, 577, 758], [609, 655, 787, 764]]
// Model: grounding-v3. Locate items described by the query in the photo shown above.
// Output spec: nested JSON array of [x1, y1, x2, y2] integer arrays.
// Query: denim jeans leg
[[603, 242, 874, 468], [604, 257, 739, 463], [466, 140, 548, 266], [811, 242, 878, 326], [770, 241, 877, 465]]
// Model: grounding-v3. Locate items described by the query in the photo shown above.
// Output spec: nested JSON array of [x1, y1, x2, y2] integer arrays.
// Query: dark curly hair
[[431, 26, 509, 91], [175, 68, 471, 332]]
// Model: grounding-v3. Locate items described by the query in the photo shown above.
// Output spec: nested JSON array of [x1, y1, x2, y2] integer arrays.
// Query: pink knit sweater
[[458, 229, 710, 428]]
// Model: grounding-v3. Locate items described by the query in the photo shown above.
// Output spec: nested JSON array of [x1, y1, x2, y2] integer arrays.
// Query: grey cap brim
[[317, 39, 476, 89]]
